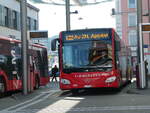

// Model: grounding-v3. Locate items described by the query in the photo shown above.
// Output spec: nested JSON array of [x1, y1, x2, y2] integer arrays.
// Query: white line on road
[[12, 91, 58, 112], [0, 94, 43, 112], [17, 105, 150, 112], [0, 90, 59, 113]]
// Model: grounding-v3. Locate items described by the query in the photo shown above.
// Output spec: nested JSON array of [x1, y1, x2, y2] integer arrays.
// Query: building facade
[[115, 0, 150, 73], [0, 0, 39, 39]]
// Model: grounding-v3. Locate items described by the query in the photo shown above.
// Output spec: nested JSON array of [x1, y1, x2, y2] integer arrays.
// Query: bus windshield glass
[[62, 40, 112, 73]]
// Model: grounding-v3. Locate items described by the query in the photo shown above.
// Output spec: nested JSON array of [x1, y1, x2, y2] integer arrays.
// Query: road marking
[[0, 90, 59, 113], [0, 93, 43, 112], [16, 105, 150, 112], [2, 105, 150, 113], [46, 106, 150, 111]]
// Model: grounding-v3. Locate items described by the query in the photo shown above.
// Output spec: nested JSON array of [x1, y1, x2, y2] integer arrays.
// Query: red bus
[[0, 36, 49, 96], [52, 28, 132, 94]]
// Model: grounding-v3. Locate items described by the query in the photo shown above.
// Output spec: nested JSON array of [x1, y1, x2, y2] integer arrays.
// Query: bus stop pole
[[136, 0, 147, 89], [65, 0, 71, 31], [20, 0, 28, 95], [139, 23, 146, 89]]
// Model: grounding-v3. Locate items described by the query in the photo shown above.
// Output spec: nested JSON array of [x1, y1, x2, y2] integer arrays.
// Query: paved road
[[1, 80, 150, 113]]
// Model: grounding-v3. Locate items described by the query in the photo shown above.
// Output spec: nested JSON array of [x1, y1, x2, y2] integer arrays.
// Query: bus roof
[[0, 35, 46, 49], [61, 28, 114, 33]]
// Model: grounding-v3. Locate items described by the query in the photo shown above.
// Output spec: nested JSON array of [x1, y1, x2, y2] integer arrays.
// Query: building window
[[16, 12, 20, 31], [12, 10, 17, 29], [4, 7, 9, 27], [27, 17, 31, 30], [128, 13, 137, 27], [128, 0, 136, 8], [0, 5, 3, 26], [30, 19, 37, 30], [33, 19, 37, 30], [128, 30, 137, 46]]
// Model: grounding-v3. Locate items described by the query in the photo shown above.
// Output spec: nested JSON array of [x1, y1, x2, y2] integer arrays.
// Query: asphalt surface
[[1, 77, 150, 113]]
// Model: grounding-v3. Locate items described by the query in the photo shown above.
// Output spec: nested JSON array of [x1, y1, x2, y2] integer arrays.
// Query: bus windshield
[[62, 41, 112, 73]]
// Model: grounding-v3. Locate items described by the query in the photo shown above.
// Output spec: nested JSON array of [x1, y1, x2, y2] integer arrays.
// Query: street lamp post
[[65, 0, 78, 31], [20, 0, 28, 95], [65, 0, 70, 31]]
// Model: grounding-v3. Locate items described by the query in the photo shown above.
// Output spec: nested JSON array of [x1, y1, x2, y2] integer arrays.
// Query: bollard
[[145, 60, 148, 88], [136, 64, 140, 88]]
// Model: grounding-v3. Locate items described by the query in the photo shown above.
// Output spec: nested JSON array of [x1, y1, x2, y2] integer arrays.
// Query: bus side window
[[115, 40, 120, 69]]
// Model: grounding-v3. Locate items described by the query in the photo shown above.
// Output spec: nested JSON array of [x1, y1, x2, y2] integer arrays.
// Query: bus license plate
[[84, 85, 92, 88]]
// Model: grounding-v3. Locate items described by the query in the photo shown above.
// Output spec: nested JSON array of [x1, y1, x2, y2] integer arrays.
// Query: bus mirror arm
[[51, 38, 59, 51]]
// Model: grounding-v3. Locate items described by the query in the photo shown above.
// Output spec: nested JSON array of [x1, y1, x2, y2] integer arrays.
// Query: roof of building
[[27, 3, 39, 12], [16, 0, 39, 12]]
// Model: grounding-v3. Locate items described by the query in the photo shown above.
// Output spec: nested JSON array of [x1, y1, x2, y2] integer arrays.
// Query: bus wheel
[[0, 77, 6, 97], [35, 77, 39, 89], [71, 89, 79, 95]]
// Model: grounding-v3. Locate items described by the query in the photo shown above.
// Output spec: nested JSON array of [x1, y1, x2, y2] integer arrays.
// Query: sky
[[28, 1, 116, 37]]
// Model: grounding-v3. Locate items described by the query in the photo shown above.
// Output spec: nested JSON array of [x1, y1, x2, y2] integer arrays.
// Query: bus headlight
[[105, 76, 116, 83], [60, 79, 71, 85]]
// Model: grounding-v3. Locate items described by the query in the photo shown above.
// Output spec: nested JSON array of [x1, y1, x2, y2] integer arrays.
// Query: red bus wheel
[[71, 89, 79, 95]]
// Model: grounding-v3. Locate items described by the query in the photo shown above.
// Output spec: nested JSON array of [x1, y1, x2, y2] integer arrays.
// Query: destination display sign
[[30, 31, 48, 39], [66, 33, 109, 41], [142, 24, 150, 32], [62, 29, 112, 42]]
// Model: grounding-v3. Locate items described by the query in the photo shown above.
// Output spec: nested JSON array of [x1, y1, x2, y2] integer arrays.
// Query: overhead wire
[[28, 0, 114, 6]]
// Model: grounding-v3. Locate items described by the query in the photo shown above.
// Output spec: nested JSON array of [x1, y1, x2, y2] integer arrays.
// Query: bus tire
[[115, 87, 121, 92], [0, 77, 6, 97], [71, 89, 79, 95], [35, 77, 39, 89]]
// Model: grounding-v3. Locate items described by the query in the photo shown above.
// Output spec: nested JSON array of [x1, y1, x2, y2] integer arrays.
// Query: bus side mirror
[[51, 38, 59, 51]]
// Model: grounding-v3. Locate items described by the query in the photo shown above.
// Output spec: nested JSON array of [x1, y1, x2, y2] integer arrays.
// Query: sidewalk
[[0, 80, 60, 111], [48, 77, 60, 89], [126, 77, 150, 95], [46, 81, 60, 90]]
